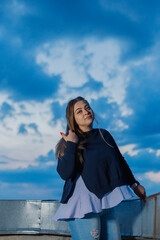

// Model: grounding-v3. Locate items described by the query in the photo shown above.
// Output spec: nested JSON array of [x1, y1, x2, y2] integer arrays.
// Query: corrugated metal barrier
[[0, 193, 159, 239], [115, 192, 160, 239]]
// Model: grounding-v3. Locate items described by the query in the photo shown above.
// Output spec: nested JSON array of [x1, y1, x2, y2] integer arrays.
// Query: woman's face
[[74, 100, 94, 132]]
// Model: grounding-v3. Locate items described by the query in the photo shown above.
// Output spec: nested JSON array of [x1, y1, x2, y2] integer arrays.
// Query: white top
[[53, 174, 135, 221]]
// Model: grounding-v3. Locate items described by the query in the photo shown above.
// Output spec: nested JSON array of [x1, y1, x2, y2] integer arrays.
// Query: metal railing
[[0, 192, 159, 239]]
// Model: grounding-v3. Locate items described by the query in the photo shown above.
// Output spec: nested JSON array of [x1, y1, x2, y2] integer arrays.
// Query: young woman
[[53, 96, 146, 240]]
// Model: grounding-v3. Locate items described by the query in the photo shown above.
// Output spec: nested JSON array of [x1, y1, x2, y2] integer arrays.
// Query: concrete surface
[[0, 235, 71, 240], [0, 235, 158, 240]]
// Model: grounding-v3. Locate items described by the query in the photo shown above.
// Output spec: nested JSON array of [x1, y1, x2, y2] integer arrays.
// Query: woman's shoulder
[[91, 128, 113, 140], [98, 128, 114, 142], [98, 128, 110, 135]]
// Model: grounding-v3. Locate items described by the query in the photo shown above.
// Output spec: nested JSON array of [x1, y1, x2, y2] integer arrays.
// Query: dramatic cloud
[[120, 144, 140, 157], [145, 171, 160, 183], [36, 39, 133, 116], [0, 0, 160, 198], [0, 91, 63, 169]]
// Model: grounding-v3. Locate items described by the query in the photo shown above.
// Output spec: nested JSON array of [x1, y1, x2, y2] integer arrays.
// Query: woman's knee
[[90, 229, 100, 239], [68, 214, 101, 240]]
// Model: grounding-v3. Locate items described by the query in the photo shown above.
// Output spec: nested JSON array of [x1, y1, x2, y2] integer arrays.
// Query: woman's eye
[[77, 110, 82, 114]]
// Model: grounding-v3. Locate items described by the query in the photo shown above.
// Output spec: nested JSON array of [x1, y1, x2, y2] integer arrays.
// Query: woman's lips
[[85, 115, 92, 120]]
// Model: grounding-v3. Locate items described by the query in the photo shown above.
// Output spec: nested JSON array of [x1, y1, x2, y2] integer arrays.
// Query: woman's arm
[[109, 133, 137, 186], [57, 130, 78, 180], [109, 132, 146, 199], [57, 141, 77, 180]]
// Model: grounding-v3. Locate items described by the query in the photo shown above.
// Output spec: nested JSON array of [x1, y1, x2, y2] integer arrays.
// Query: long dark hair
[[55, 96, 93, 173]]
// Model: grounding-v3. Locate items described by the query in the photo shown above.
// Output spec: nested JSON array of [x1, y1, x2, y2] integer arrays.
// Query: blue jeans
[[67, 208, 121, 240]]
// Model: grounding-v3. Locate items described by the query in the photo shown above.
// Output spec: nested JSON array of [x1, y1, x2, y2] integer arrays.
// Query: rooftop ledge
[[0, 192, 159, 240]]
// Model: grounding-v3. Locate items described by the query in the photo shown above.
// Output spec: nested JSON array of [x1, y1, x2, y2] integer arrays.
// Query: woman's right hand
[[60, 130, 78, 143], [133, 184, 146, 200]]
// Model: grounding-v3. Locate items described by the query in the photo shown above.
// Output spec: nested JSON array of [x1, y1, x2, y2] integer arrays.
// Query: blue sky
[[0, 0, 160, 200]]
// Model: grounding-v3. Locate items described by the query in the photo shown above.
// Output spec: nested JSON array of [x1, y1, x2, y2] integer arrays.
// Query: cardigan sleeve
[[108, 132, 139, 187], [57, 141, 77, 180]]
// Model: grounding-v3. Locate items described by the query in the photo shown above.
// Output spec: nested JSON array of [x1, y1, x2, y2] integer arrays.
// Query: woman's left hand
[[133, 185, 146, 200]]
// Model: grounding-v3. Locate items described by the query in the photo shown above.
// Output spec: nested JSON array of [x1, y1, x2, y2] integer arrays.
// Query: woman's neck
[[80, 126, 93, 133]]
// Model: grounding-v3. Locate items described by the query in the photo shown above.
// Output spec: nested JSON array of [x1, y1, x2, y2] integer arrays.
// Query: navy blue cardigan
[[57, 129, 138, 203]]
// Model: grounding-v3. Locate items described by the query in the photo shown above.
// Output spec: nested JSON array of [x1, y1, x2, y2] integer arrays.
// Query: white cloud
[[100, 0, 140, 22], [112, 119, 129, 131], [120, 144, 140, 156], [5, 0, 32, 18], [0, 91, 63, 170], [0, 0, 35, 49], [36, 38, 133, 116], [145, 171, 160, 183], [132, 56, 154, 67], [148, 148, 155, 153], [130, 41, 160, 80], [36, 41, 88, 87], [0, 155, 28, 170], [46, 161, 55, 166], [156, 150, 160, 156]]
